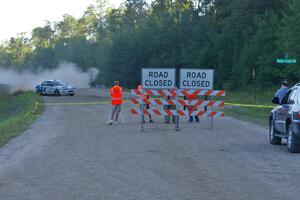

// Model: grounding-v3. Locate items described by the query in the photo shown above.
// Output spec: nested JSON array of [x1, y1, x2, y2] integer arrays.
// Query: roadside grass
[[0, 91, 43, 146], [225, 88, 276, 127]]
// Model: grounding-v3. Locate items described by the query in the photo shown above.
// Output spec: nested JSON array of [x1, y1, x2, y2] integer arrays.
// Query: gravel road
[[0, 88, 299, 200]]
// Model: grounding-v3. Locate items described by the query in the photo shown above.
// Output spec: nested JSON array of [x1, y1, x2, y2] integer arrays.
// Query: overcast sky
[[0, 0, 123, 42]]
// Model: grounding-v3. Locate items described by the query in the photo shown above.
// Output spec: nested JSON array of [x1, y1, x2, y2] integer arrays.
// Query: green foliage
[[0, 0, 299, 89], [0, 92, 43, 146], [225, 87, 277, 127]]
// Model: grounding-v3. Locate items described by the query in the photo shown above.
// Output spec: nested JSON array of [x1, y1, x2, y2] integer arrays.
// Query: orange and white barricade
[[130, 89, 225, 131], [178, 89, 225, 128]]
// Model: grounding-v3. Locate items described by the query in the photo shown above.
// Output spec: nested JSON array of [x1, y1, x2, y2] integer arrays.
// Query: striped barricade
[[130, 88, 225, 131], [131, 108, 224, 117], [131, 89, 225, 97], [131, 98, 224, 107], [179, 89, 225, 97], [131, 89, 177, 97]]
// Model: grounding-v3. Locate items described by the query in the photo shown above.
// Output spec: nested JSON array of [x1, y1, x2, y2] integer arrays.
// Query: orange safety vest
[[110, 86, 123, 105], [186, 94, 197, 110]]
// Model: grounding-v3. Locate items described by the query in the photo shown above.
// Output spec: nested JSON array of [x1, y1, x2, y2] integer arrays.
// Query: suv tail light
[[294, 111, 300, 119]]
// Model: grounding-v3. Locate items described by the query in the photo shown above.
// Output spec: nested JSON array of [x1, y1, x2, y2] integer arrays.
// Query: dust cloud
[[0, 62, 99, 93]]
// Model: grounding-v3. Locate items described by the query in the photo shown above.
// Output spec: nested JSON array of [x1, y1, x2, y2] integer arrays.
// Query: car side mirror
[[272, 97, 280, 105]]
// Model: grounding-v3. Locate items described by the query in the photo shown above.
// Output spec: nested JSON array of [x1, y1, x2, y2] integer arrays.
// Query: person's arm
[[110, 88, 114, 97]]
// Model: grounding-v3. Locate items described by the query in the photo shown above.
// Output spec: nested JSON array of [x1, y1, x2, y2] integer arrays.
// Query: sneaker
[[107, 120, 113, 125], [149, 119, 154, 123], [114, 121, 118, 125]]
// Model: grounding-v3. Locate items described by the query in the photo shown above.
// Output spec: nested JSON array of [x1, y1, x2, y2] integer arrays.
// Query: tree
[[31, 23, 54, 48], [1, 0, 298, 89], [2, 33, 32, 68]]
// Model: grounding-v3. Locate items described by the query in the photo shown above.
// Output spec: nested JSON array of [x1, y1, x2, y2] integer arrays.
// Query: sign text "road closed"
[[180, 69, 214, 89], [142, 68, 176, 89]]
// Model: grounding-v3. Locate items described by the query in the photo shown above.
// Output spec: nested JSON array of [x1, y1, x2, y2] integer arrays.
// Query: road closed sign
[[180, 69, 214, 89], [142, 68, 176, 89]]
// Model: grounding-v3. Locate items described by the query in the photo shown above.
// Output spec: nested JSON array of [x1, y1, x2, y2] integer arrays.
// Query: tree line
[[0, 0, 299, 89]]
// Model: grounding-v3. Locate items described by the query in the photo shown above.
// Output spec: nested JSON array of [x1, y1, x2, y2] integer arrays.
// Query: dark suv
[[270, 84, 300, 153]]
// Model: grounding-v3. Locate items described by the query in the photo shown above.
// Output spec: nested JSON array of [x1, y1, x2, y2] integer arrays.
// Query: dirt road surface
[[0, 89, 300, 200]]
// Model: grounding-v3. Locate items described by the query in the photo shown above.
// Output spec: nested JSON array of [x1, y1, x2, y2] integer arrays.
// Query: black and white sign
[[142, 68, 176, 89], [180, 69, 214, 89]]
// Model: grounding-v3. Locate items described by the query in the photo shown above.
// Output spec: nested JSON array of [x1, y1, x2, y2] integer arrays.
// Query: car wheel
[[54, 90, 60, 96], [287, 125, 300, 153], [269, 119, 281, 145], [69, 94, 74, 96]]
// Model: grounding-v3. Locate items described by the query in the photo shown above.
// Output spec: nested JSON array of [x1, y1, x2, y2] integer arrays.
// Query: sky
[[0, 0, 123, 42]]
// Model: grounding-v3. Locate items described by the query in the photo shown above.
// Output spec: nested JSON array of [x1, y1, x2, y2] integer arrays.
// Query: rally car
[[36, 80, 77, 96]]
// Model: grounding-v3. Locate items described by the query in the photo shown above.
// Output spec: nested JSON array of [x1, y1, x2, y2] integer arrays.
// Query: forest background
[[0, 0, 299, 90]]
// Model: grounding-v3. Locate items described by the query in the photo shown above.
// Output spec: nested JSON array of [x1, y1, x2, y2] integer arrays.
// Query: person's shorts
[[112, 105, 121, 113], [139, 104, 150, 110]]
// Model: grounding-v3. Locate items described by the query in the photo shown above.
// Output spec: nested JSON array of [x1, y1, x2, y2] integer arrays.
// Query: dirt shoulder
[[0, 88, 299, 200]]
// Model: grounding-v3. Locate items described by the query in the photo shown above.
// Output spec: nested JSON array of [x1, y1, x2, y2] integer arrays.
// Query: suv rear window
[[290, 88, 298, 103]]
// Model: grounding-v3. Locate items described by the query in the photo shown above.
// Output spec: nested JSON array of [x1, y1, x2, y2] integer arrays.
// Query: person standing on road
[[108, 81, 123, 125], [186, 93, 200, 123], [274, 81, 289, 104], [138, 85, 154, 123]]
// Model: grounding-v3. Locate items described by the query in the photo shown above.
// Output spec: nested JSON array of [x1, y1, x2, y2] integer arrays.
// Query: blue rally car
[[36, 80, 77, 96]]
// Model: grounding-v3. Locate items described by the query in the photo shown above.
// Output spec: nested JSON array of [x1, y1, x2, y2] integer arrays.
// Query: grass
[[224, 88, 277, 127], [0, 91, 43, 146]]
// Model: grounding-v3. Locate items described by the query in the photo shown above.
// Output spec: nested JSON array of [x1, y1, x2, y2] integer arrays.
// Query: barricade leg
[[140, 89, 145, 132], [175, 89, 180, 131], [211, 96, 214, 129]]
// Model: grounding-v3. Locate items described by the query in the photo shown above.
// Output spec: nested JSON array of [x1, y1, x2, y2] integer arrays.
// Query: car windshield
[[53, 81, 67, 86]]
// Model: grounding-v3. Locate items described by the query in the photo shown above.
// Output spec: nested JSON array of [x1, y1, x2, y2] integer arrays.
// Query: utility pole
[[179, 0, 184, 70], [252, 66, 257, 104]]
